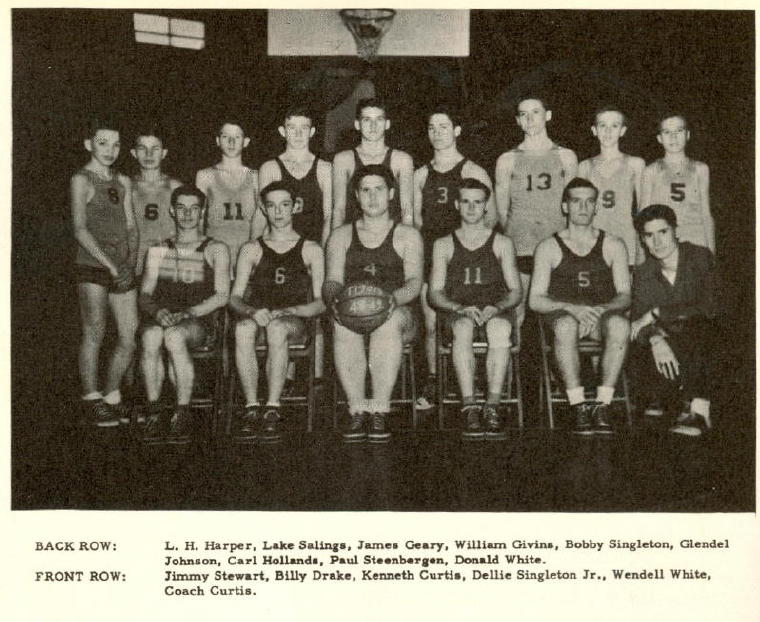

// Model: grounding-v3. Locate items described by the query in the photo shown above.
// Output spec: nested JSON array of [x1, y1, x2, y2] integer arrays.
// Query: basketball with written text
[[334, 281, 393, 334]]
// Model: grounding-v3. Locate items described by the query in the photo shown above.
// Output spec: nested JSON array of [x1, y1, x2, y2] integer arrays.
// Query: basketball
[[335, 281, 393, 334]]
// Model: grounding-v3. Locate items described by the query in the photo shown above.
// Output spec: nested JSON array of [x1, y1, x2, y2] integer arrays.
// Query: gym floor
[[12, 272, 755, 513]]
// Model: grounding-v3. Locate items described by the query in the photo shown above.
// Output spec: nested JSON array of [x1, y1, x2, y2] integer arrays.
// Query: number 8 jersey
[[507, 144, 568, 257], [132, 174, 176, 275]]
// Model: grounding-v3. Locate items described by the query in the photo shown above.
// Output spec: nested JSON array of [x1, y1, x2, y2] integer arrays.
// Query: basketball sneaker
[[461, 404, 484, 440], [415, 375, 437, 411], [86, 400, 120, 428], [670, 410, 711, 437], [570, 403, 593, 436], [168, 407, 194, 445], [368, 412, 391, 443], [144, 404, 170, 444], [110, 402, 132, 425], [236, 406, 260, 442], [259, 408, 282, 444], [589, 402, 614, 435], [483, 404, 506, 440], [643, 401, 665, 417], [342, 411, 368, 443]]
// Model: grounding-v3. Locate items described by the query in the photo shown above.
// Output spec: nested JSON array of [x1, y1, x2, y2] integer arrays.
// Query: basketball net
[[339, 9, 396, 63]]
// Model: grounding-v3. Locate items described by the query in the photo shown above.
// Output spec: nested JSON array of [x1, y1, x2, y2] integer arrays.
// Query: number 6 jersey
[[245, 237, 310, 310], [132, 174, 177, 275]]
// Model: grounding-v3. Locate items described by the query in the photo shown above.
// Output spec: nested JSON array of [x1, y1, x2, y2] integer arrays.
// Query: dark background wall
[[11, 9, 755, 409]]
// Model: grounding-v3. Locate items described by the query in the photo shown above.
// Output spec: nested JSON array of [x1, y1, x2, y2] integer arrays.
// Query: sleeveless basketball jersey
[[548, 231, 616, 305], [421, 158, 468, 274], [275, 157, 324, 243], [507, 145, 568, 257], [345, 222, 404, 292], [204, 166, 258, 267], [75, 169, 129, 269], [347, 148, 401, 223], [445, 230, 508, 308], [132, 174, 176, 274], [647, 158, 707, 248], [582, 155, 638, 264], [153, 237, 215, 312], [246, 237, 310, 310]]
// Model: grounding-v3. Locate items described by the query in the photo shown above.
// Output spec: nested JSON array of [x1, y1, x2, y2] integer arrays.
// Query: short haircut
[[634, 204, 678, 234], [514, 95, 550, 115], [456, 177, 491, 202], [658, 112, 689, 132], [260, 180, 298, 204], [283, 105, 314, 125], [217, 119, 248, 136], [87, 117, 119, 140], [593, 105, 627, 126], [355, 97, 388, 120], [562, 177, 599, 203], [132, 127, 164, 146], [353, 164, 394, 190], [426, 104, 461, 129], [170, 185, 206, 208]]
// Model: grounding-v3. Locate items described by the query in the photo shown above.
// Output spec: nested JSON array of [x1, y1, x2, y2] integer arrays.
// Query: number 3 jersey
[[445, 229, 507, 308], [646, 158, 707, 248], [245, 237, 310, 310], [547, 231, 615, 305], [132, 175, 176, 275], [203, 166, 258, 268], [507, 144, 568, 257], [580, 155, 639, 264]]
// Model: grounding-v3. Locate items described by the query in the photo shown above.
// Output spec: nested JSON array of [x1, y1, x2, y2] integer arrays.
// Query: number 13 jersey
[[507, 144, 568, 257]]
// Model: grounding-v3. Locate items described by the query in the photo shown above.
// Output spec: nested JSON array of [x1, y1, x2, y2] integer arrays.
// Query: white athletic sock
[[691, 398, 711, 418], [245, 402, 259, 409], [596, 386, 615, 405], [82, 392, 103, 401], [566, 387, 585, 406], [265, 402, 281, 408], [348, 400, 368, 415], [370, 399, 390, 413], [103, 390, 122, 405]]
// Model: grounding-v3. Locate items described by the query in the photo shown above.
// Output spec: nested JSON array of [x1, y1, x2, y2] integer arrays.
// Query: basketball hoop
[[339, 9, 396, 63]]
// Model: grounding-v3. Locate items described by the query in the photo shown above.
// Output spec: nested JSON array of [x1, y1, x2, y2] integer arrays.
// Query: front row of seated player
[[132, 170, 717, 444]]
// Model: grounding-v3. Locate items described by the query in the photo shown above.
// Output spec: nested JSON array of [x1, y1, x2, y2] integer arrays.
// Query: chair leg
[[541, 350, 555, 429], [408, 349, 418, 429], [622, 369, 633, 427], [514, 352, 524, 429], [307, 348, 316, 433], [437, 352, 445, 431]]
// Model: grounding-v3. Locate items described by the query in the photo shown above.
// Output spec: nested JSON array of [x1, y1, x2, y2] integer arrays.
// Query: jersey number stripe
[[223, 201, 245, 220], [526, 173, 551, 191]]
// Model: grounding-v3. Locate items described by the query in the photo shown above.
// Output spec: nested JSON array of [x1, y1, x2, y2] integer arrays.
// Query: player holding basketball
[[258, 106, 332, 247], [72, 118, 138, 426], [413, 105, 496, 411], [529, 178, 631, 435], [139, 186, 230, 443], [641, 113, 714, 252], [630, 204, 718, 436], [495, 96, 578, 327], [130, 128, 182, 275], [578, 106, 644, 266], [195, 119, 266, 270], [332, 97, 414, 228], [324, 164, 423, 442], [428, 178, 522, 440], [230, 181, 325, 442]]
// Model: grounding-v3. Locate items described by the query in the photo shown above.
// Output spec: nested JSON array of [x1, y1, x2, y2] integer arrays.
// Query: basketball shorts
[[441, 308, 514, 347], [252, 315, 309, 347], [543, 308, 628, 342], [143, 314, 218, 351], [75, 264, 136, 293], [516, 256, 534, 275]]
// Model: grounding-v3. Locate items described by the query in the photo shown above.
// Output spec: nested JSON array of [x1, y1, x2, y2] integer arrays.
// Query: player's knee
[[163, 326, 190, 354], [553, 314, 579, 344], [141, 328, 164, 356], [266, 319, 289, 347], [451, 316, 475, 343], [486, 317, 512, 347], [604, 314, 630, 344]]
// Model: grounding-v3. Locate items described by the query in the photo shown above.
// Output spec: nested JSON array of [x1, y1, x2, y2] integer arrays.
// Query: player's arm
[[277, 242, 326, 318], [138, 246, 172, 326], [70, 172, 119, 276], [229, 242, 262, 317], [331, 151, 353, 229], [528, 238, 573, 314], [494, 151, 515, 231], [257, 159, 279, 192], [184, 241, 230, 319], [249, 170, 268, 241], [322, 225, 350, 309], [120, 174, 138, 273], [630, 157, 646, 264], [696, 162, 715, 253], [194, 168, 211, 194], [317, 159, 333, 247], [412, 165, 427, 230], [639, 163, 655, 211], [394, 151, 415, 226], [596, 235, 632, 314], [464, 161, 496, 229], [427, 237, 458, 312], [392, 226, 423, 306], [169, 177, 183, 191], [577, 158, 591, 180], [492, 235, 523, 312], [559, 148, 579, 182]]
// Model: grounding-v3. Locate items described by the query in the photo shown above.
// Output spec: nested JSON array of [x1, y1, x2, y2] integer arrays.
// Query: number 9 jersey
[[132, 174, 177, 275]]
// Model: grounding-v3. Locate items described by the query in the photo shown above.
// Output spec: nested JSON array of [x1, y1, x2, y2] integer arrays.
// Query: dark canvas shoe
[[86, 400, 120, 428], [144, 403, 170, 443], [589, 402, 614, 435], [236, 406, 260, 442], [483, 404, 507, 440], [168, 408, 194, 444], [367, 412, 391, 443], [670, 411, 711, 437], [342, 411, 368, 443], [259, 408, 282, 444], [461, 404, 484, 441], [110, 402, 132, 425], [570, 402, 593, 436], [415, 376, 437, 411]]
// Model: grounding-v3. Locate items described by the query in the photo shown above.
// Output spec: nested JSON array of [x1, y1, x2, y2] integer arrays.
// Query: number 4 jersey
[[507, 144, 569, 257], [132, 174, 177, 275], [646, 158, 708, 248]]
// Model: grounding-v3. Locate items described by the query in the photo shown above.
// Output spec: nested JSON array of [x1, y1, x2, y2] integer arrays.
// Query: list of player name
[[159, 537, 728, 596]]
